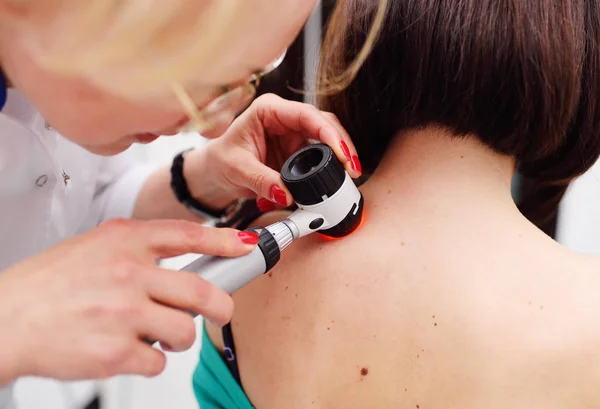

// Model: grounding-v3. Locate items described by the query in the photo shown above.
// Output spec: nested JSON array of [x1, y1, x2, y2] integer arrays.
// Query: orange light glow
[[318, 208, 366, 241], [319, 233, 343, 242]]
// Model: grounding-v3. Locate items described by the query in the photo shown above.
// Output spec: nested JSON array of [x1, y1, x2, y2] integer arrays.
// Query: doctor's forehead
[[194, 0, 317, 86]]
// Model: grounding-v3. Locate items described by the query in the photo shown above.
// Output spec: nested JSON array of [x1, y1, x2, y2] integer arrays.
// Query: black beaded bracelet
[[170, 149, 236, 221]]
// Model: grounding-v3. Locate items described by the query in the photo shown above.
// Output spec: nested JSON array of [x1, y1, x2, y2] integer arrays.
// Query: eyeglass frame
[[173, 50, 287, 134]]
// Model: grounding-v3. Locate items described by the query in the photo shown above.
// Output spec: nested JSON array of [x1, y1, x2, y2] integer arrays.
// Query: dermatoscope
[[180, 143, 364, 294]]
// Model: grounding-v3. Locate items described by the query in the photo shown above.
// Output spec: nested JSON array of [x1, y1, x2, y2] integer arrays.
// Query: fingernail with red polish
[[238, 231, 259, 245], [257, 198, 276, 213], [340, 141, 351, 160], [351, 155, 362, 173], [270, 185, 288, 207]]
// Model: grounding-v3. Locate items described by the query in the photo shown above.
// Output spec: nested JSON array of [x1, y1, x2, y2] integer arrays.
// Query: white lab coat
[[0, 90, 156, 408]]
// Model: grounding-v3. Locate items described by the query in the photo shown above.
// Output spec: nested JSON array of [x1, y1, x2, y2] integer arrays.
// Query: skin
[[134, 95, 362, 220], [0, 219, 254, 384], [0, 0, 317, 155], [207, 127, 600, 408], [0, 0, 363, 385], [0, 0, 358, 219]]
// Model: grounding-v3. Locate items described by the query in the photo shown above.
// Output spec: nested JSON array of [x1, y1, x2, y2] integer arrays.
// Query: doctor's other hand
[[183, 94, 363, 212], [0, 219, 256, 384]]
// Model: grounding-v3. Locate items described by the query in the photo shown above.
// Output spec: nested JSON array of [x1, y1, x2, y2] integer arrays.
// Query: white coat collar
[[0, 90, 65, 187], [1, 89, 40, 130]]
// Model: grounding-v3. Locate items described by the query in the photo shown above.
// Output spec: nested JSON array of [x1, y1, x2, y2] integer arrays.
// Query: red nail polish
[[340, 141, 351, 159], [257, 198, 276, 213], [270, 185, 288, 207], [238, 231, 259, 245], [351, 155, 362, 173]]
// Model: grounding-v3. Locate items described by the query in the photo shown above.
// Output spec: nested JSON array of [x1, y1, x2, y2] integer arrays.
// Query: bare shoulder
[[562, 252, 600, 317], [530, 251, 600, 398], [520, 250, 600, 366]]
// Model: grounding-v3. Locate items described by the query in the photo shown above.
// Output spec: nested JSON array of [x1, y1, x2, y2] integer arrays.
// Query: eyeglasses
[[173, 50, 287, 134]]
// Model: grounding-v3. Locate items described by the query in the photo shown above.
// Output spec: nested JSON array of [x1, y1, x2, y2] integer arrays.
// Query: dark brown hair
[[318, 0, 600, 226]]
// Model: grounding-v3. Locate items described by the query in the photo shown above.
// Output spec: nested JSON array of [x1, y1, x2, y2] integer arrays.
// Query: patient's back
[[206, 189, 600, 409]]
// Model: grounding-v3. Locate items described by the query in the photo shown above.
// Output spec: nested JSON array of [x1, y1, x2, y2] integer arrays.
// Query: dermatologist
[[0, 0, 363, 403]]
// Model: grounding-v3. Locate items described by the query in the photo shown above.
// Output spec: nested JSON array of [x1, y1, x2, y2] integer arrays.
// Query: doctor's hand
[[0, 219, 256, 384], [182, 94, 363, 212]]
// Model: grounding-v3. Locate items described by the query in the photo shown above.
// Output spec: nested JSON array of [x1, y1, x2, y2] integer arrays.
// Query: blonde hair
[[318, 0, 388, 95], [3, 0, 387, 110], [4, 1, 244, 98]]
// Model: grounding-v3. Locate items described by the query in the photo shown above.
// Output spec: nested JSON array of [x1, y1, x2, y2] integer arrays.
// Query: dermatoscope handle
[[144, 248, 264, 345], [181, 246, 267, 294], [183, 224, 284, 295], [143, 225, 284, 345]]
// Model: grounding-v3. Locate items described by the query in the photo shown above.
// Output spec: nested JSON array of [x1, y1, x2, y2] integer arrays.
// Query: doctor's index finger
[[101, 219, 257, 259], [253, 94, 362, 177], [144, 220, 258, 258], [320, 111, 362, 176]]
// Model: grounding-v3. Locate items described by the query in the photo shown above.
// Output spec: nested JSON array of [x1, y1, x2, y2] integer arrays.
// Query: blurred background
[[12, 1, 600, 408]]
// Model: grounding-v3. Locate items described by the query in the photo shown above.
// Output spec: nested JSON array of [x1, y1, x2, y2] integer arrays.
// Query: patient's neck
[[363, 127, 517, 217]]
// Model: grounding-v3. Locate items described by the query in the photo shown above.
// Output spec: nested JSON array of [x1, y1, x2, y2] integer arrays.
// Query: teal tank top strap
[[193, 323, 255, 409]]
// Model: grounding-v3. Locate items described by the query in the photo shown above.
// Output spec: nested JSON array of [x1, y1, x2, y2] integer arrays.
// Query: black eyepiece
[[281, 144, 346, 206], [287, 148, 324, 177]]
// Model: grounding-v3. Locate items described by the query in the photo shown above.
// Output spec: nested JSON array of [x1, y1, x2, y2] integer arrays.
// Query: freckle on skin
[[434, 323, 438, 326], [540, 305, 544, 310], [327, 327, 330, 331], [401, 242, 405, 246], [432, 315, 435, 319], [268, 272, 273, 278], [360, 368, 369, 376], [285, 286, 288, 291], [295, 293, 298, 298]]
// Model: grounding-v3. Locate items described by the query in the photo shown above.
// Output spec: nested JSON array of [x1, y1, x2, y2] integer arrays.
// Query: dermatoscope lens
[[288, 148, 324, 177], [281, 144, 345, 206], [281, 144, 364, 239]]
